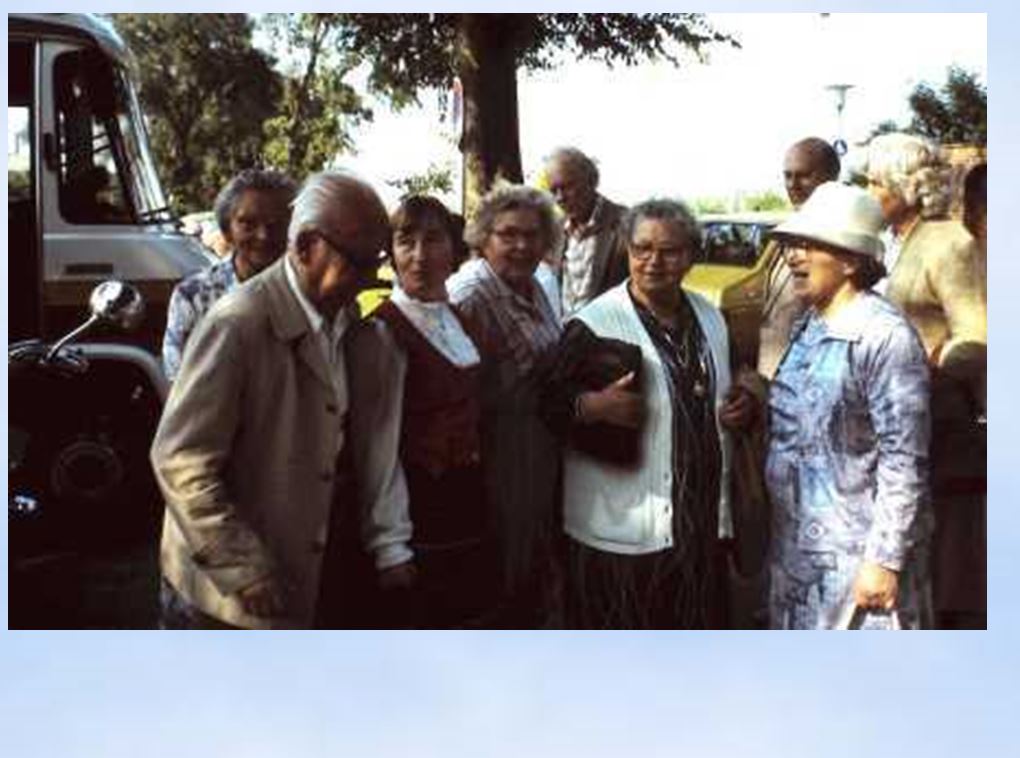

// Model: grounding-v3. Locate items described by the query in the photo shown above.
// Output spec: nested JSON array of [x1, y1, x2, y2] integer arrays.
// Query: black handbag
[[542, 321, 644, 467]]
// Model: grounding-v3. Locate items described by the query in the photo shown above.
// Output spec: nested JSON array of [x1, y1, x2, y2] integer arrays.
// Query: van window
[[8, 41, 32, 203], [9, 39, 41, 339], [54, 49, 133, 224]]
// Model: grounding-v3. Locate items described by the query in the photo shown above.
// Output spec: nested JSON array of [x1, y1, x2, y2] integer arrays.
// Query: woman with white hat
[[766, 182, 934, 629]]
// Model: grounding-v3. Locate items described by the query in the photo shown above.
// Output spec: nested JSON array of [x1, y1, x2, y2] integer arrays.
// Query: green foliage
[[331, 13, 737, 208], [691, 191, 790, 215], [335, 13, 737, 106], [691, 197, 728, 214], [908, 66, 986, 145], [258, 14, 372, 178], [869, 66, 986, 146], [742, 190, 789, 212], [8, 169, 31, 201], [110, 14, 282, 214], [867, 119, 901, 140], [386, 163, 455, 197]]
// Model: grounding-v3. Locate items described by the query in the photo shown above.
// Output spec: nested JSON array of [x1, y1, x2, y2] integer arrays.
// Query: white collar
[[390, 283, 480, 368], [391, 283, 449, 313]]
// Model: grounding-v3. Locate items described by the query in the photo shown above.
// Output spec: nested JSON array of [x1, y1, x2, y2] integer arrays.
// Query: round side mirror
[[88, 281, 145, 331]]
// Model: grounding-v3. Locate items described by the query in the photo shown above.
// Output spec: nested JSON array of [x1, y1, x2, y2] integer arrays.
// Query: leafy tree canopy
[[908, 66, 986, 145], [111, 13, 282, 213], [258, 14, 372, 179], [331, 13, 737, 211], [336, 13, 735, 104], [867, 66, 986, 147]]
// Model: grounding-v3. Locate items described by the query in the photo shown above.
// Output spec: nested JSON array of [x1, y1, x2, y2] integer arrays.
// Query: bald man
[[152, 171, 411, 629], [757, 138, 841, 377]]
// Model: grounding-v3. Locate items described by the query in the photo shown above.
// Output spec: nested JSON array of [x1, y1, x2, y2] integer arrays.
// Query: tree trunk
[[287, 17, 327, 176], [457, 15, 524, 217]]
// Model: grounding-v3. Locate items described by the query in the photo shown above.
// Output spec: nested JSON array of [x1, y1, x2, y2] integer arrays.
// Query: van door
[[36, 40, 209, 349]]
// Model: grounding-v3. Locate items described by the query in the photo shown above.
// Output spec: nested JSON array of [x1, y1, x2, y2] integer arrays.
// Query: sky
[[2, 3, 1019, 758], [342, 12, 987, 210]]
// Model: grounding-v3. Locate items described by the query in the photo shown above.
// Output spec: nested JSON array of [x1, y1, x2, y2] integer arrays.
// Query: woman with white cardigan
[[541, 199, 753, 628]]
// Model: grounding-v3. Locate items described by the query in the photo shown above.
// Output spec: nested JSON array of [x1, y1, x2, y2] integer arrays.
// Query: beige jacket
[[885, 219, 986, 366], [152, 258, 408, 628]]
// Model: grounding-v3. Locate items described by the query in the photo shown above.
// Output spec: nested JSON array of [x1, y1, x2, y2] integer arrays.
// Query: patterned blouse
[[162, 256, 238, 380], [446, 258, 561, 376]]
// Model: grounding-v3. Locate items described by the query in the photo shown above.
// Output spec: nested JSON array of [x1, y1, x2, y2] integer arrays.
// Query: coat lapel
[[296, 331, 337, 395], [587, 199, 623, 296], [262, 258, 338, 396]]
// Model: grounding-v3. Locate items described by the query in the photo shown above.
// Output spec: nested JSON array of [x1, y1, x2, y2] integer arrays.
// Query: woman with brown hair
[[370, 195, 495, 628]]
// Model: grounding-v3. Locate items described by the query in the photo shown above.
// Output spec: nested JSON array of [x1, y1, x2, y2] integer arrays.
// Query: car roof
[[699, 211, 789, 225]]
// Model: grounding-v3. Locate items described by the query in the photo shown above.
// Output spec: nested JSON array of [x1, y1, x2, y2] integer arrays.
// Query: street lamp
[[826, 83, 854, 155]]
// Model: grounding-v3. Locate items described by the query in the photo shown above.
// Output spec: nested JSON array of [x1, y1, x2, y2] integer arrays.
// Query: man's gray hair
[[464, 184, 564, 260], [864, 132, 951, 219], [544, 146, 600, 188], [622, 198, 703, 256], [287, 170, 385, 247]]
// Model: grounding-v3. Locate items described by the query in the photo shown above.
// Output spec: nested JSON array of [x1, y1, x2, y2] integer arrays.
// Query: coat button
[[325, 403, 338, 414]]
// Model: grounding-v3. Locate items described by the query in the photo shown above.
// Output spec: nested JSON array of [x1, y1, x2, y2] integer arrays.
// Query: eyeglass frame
[[627, 241, 693, 263], [313, 228, 388, 274], [488, 225, 545, 246]]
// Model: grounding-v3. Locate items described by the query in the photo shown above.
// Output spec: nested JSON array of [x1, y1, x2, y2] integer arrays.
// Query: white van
[[8, 13, 212, 350]]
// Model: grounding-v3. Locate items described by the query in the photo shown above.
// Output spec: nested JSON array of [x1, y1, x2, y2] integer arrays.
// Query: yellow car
[[683, 211, 788, 367], [356, 263, 395, 316]]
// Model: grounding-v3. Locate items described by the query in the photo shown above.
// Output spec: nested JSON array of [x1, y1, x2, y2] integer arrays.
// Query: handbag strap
[[836, 603, 903, 630]]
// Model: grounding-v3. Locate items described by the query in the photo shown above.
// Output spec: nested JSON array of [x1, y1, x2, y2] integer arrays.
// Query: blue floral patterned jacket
[[766, 292, 933, 571]]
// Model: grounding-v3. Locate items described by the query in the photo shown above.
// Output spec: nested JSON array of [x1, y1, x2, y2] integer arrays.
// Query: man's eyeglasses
[[315, 229, 387, 273]]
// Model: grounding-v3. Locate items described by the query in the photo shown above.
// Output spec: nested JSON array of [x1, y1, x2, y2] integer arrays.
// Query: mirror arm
[[45, 314, 99, 363]]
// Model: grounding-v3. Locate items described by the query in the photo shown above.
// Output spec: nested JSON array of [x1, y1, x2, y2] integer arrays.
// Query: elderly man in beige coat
[[152, 171, 412, 629]]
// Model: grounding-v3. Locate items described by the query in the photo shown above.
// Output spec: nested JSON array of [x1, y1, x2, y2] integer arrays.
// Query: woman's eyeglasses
[[629, 243, 689, 263]]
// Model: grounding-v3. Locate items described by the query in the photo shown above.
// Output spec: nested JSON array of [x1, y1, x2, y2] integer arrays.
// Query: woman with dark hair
[[766, 182, 933, 629], [369, 195, 495, 628]]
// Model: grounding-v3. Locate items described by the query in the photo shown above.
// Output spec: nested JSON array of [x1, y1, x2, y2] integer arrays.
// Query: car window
[[701, 222, 770, 267]]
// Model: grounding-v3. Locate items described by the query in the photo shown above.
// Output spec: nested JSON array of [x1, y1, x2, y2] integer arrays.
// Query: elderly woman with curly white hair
[[863, 132, 986, 365], [446, 185, 564, 626], [863, 132, 986, 628]]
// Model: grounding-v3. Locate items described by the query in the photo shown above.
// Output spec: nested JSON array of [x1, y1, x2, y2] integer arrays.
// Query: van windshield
[[116, 66, 172, 223]]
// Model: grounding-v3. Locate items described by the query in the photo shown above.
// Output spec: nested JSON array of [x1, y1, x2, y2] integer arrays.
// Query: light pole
[[826, 83, 854, 156]]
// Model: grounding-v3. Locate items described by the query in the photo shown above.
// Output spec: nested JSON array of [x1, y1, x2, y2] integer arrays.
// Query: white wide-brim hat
[[771, 181, 886, 262]]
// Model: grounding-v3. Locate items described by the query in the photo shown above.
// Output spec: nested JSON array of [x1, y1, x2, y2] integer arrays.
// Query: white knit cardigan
[[564, 282, 733, 555]]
